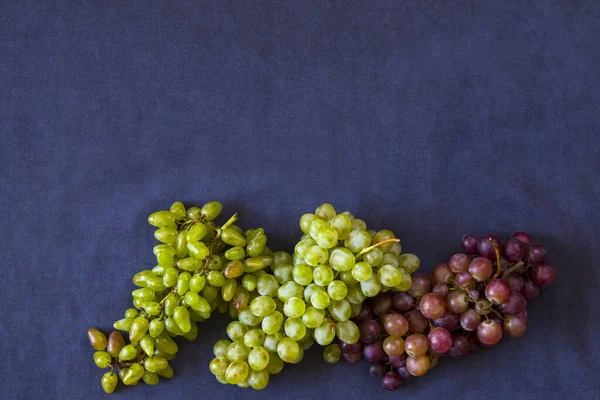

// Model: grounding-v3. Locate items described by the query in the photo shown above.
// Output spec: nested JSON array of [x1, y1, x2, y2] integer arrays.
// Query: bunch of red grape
[[338, 232, 556, 391]]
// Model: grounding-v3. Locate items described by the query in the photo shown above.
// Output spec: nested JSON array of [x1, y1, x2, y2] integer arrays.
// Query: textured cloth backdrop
[[1, 1, 599, 399]]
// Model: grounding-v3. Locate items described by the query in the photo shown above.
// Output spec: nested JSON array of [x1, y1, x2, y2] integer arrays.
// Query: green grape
[[298, 329, 314, 350], [336, 320, 360, 344], [394, 269, 412, 291], [381, 253, 399, 268], [345, 284, 366, 304], [189, 274, 206, 292], [187, 223, 208, 242], [183, 321, 199, 341], [222, 279, 237, 302], [148, 211, 176, 227], [261, 311, 284, 335], [304, 245, 329, 267], [224, 261, 244, 279], [301, 306, 325, 329], [149, 319, 164, 338], [351, 262, 372, 282], [328, 299, 351, 322], [125, 307, 139, 318], [201, 201, 222, 221], [294, 238, 316, 259], [350, 218, 367, 231], [225, 246, 246, 261], [207, 270, 226, 287], [169, 201, 186, 219], [398, 253, 420, 273], [308, 218, 328, 240], [344, 230, 371, 254], [155, 334, 178, 355], [273, 251, 293, 267], [143, 371, 159, 385], [221, 228, 246, 247], [118, 344, 137, 361], [101, 372, 118, 394], [314, 321, 336, 346], [247, 234, 267, 257], [176, 272, 191, 295], [339, 270, 358, 285], [164, 316, 185, 335], [283, 297, 306, 318], [152, 264, 166, 276], [163, 268, 179, 287], [248, 346, 270, 371], [227, 340, 251, 361], [292, 263, 313, 286], [329, 248, 355, 272], [273, 264, 293, 284], [129, 316, 149, 342], [292, 254, 305, 266], [244, 257, 266, 273], [263, 333, 282, 353], [176, 231, 188, 258], [133, 269, 153, 286], [93, 351, 111, 368], [87, 328, 107, 350], [378, 264, 403, 287], [277, 281, 304, 302], [303, 283, 324, 303], [323, 343, 341, 364], [176, 257, 202, 272], [329, 214, 352, 240], [299, 213, 317, 234], [164, 294, 179, 316], [313, 265, 334, 286], [277, 337, 299, 363], [145, 356, 168, 372], [373, 229, 396, 251], [143, 301, 160, 316], [249, 296, 276, 317], [245, 227, 264, 241], [209, 357, 229, 376], [225, 360, 249, 385], [154, 227, 178, 245], [315, 225, 338, 249], [215, 374, 228, 384], [106, 331, 125, 357], [132, 288, 155, 301], [237, 378, 249, 388], [388, 241, 402, 257], [238, 310, 263, 327], [144, 275, 166, 291], [327, 280, 348, 301], [284, 318, 306, 340], [174, 306, 191, 333], [157, 364, 174, 379], [363, 247, 383, 266], [118, 367, 128, 383], [259, 254, 273, 268], [360, 275, 382, 297], [187, 241, 209, 259], [349, 303, 362, 317], [140, 334, 154, 356], [315, 203, 336, 221], [233, 287, 250, 311], [248, 369, 269, 390], [310, 290, 330, 309], [244, 329, 266, 348], [340, 210, 354, 219], [122, 363, 144, 385], [266, 352, 284, 374], [242, 275, 257, 291], [213, 339, 231, 357], [201, 286, 218, 302]]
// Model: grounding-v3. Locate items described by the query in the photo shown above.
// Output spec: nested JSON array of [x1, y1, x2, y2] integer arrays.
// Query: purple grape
[[388, 353, 406, 368], [446, 291, 469, 314], [528, 243, 546, 265], [477, 235, 498, 260], [460, 309, 481, 331], [428, 327, 452, 354], [468, 257, 493, 282], [432, 263, 453, 284], [369, 362, 386, 378], [531, 264, 556, 288], [408, 273, 431, 297], [456, 272, 473, 288], [521, 281, 540, 301], [485, 279, 512, 304], [461, 234, 478, 254], [498, 292, 526, 315], [505, 273, 524, 292], [355, 302, 373, 322], [363, 342, 384, 362], [358, 319, 381, 344], [392, 292, 414, 312], [340, 341, 362, 354], [405, 310, 429, 333], [449, 253, 471, 273], [511, 232, 531, 244], [469, 289, 480, 301], [449, 335, 469, 357], [381, 370, 403, 391], [432, 283, 449, 297], [504, 238, 527, 262], [477, 320, 503, 345], [397, 366, 412, 379], [342, 351, 362, 363], [433, 312, 460, 331], [503, 315, 527, 337], [373, 292, 393, 315]]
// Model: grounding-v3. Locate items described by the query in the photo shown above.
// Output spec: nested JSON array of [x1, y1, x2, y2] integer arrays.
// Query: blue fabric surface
[[1, 1, 599, 399]]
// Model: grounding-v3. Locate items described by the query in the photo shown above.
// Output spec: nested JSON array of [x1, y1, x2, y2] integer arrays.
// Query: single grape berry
[[461, 234, 478, 254], [528, 243, 546, 265], [381, 370, 403, 391], [419, 293, 446, 320], [530, 264, 556, 288], [485, 279, 512, 304], [511, 232, 531, 244], [504, 238, 527, 262]]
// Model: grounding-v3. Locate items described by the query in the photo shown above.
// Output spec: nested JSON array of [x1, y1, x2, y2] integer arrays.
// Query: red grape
[[468, 257, 493, 282], [405, 310, 428, 333], [449, 253, 471, 273], [432, 283, 449, 297], [449, 335, 469, 357], [419, 293, 446, 319], [392, 292, 414, 312], [355, 302, 373, 321], [363, 342, 385, 362], [428, 327, 452, 354], [404, 334, 428, 357], [382, 313, 409, 337], [511, 232, 531, 244], [406, 355, 430, 376], [477, 320, 503, 345], [358, 319, 381, 344], [505, 273, 524, 292], [432, 312, 460, 332], [432, 263, 453, 284], [381, 370, 403, 391], [369, 362, 386, 378], [503, 315, 527, 337], [528, 243, 546, 265], [504, 237, 527, 262], [408, 273, 431, 297], [397, 366, 412, 379], [485, 279, 512, 304], [373, 292, 393, 315], [498, 292, 526, 315], [461, 234, 478, 254], [388, 353, 406, 368], [383, 336, 405, 357], [460, 309, 481, 331], [477, 235, 498, 260], [446, 291, 469, 314], [521, 281, 540, 301], [341, 341, 362, 354], [342, 351, 362, 363], [530, 264, 556, 288], [456, 272, 473, 287]]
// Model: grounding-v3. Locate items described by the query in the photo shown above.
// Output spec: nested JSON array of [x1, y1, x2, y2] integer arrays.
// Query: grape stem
[[202, 212, 239, 273], [355, 238, 401, 259], [490, 238, 503, 279], [501, 261, 525, 280]]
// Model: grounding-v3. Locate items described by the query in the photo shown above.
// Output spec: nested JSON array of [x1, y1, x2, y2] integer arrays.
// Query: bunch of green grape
[[87, 200, 277, 393], [208, 203, 421, 390]]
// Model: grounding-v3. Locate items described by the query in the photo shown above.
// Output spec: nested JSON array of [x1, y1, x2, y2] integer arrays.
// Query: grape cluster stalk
[[334, 232, 556, 391]]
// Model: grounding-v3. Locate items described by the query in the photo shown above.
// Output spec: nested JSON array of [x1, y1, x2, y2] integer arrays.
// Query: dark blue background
[[1, 1, 599, 399]]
